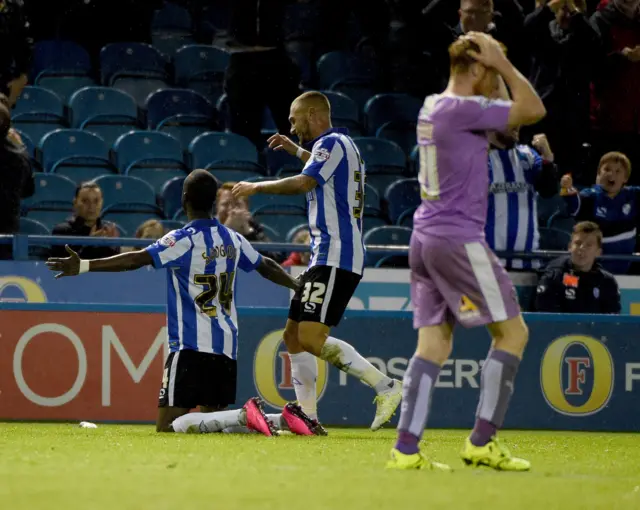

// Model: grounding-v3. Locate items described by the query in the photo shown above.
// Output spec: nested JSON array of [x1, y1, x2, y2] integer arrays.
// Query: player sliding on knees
[[387, 32, 546, 471], [232, 91, 402, 431], [46, 170, 325, 437]]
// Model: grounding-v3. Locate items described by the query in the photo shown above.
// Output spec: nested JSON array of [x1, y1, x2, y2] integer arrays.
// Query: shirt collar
[[185, 218, 219, 229], [305, 127, 349, 149]]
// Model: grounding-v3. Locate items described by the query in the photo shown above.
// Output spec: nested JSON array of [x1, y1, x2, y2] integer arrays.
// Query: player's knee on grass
[[488, 315, 529, 358], [415, 323, 454, 366], [156, 407, 190, 433], [283, 319, 303, 354], [297, 321, 329, 357]]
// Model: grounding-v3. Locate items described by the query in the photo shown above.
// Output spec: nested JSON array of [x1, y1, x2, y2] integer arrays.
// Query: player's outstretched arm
[[46, 245, 152, 278], [256, 256, 301, 291], [232, 174, 317, 198]]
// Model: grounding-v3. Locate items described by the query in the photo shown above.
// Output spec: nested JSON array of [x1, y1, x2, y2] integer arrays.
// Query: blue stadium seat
[[397, 207, 416, 228], [267, 149, 303, 176], [113, 131, 184, 173], [113, 78, 170, 109], [374, 255, 409, 268], [160, 177, 185, 219], [152, 2, 192, 31], [259, 223, 281, 242], [354, 137, 406, 171], [189, 132, 263, 172], [330, 80, 378, 116], [102, 211, 164, 237], [547, 212, 575, 234], [209, 169, 264, 184], [174, 45, 229, 105], [146, 89, 218, 148], [26, 204, 72, 231], [539, 227, 572, 251], [377, 122, 417, 157], [538, 195, 565, 227], [39, 129, 115, 182], [94, 175, 157, 210], [253, 205, 307, 242], [364, 93, 422, 135], [323, 90, 361, 134], [385, 178, 420, 224], [249, 192, 306, 212], [354, 137, 406, 196], [364, 183, 381, 215], [13, 87, 66, 145], [36, 76, 96, 104], [31, 41, 91, 81], [362, 215, 389, 235], [363, 226, 411, 265], [19, 217, 50, 235], [316, 52, 379, 90], [151, 33, 195, 59], [100, 43, 168, 85], [173, 209, 188, 222], [129, 167, 188, 195], [69, 87, 139, 147], [160, 219, 185, 231], [286, 223, 309, 242], [21, 173, 76, 209], [409, 144, 419, 173]]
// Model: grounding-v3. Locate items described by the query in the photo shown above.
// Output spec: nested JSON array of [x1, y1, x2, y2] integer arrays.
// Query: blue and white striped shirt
[[145, 218, 262, 359], [486, 145, 543, 270], [302, 127, 366, 275]]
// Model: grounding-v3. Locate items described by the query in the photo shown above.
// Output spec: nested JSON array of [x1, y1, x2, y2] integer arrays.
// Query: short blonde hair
[[598, 151, 632, 178], [294, 91, 331, 112]]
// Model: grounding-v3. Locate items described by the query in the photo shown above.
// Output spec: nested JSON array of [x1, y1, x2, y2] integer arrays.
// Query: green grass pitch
[[1, 424, 639, 510]]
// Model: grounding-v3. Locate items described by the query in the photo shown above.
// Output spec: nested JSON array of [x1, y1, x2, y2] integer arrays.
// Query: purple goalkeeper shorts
[[410, 234, 521, 329]]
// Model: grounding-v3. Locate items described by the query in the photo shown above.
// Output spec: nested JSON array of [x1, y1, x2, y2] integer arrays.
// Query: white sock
[[221, 414, 286, 434], [289, 352, 318, 420], [172, 409, 245, 434], [320, 336, 394, 393]]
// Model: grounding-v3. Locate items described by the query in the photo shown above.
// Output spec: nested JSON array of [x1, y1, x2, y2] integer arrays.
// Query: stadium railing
[[1, 234, 640, 264]]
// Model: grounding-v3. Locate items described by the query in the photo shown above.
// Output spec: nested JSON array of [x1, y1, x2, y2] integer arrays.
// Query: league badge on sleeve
[[159, 233, 177, 248], [314, 147, 330, 163]]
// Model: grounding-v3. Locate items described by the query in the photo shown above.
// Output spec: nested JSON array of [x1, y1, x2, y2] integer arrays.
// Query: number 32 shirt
[[145, 218, 262, 358], [302, 127, 366, 275]]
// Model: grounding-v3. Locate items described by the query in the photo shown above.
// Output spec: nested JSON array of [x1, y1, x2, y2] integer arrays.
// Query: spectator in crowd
[[0, 0, 32, 106], [221, 0, 301, 149], [50, 181, 120, 259], [281, 229, 311, 267], [422, 0, 526, 85], [535, 221, 620, 313], [561, 151, 639, 273], [487, 130, 558, 269], [524, 0, 600, 182], [216, 181, 284, 262], [590, 0, 640, 180], [0, 93, 33, 260], [121, 219, 165, 253]]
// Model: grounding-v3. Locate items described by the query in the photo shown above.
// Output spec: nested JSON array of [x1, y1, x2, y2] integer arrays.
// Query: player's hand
[[546, 0, 566, 13], [622, 46, 640, 63], [532, 134, 554, 162], [232, 181, 258, 199], [267, 133, 300, 157], [225, 208, 253, 235], [45, 245, 81, 279], [7, 128, 23, 146], [464, 32, 509, 71]]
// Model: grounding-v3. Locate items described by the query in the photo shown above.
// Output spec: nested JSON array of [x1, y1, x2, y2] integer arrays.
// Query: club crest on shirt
[[159, 233, 176, 247], [314, 147, 330, 162], [623, 203, 631, 216]]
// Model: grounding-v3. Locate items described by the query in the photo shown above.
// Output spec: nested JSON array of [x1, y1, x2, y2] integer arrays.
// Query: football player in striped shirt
[[233, 91, 403, 431], [46, 170, 324, 436]]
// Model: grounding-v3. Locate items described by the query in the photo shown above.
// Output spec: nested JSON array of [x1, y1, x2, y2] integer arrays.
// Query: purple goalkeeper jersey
[[413, 94, 512, 241]]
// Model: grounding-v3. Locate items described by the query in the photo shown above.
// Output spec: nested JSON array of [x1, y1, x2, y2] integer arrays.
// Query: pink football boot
[[243, 397, 278, 437], [282, 402, 328, 436]]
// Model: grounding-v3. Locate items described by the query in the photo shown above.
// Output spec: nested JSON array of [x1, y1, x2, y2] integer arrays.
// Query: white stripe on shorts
[[320, 267, 337, 323], [168, 351, 180, 407], [464, 242, 508, 322]]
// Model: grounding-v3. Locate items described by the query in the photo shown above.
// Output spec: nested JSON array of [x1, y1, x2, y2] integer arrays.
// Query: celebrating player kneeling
[[46, 170, 325, 437]]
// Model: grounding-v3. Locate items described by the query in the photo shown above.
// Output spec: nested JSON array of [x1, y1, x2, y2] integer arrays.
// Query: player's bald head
[[292, 91, 331, 114]]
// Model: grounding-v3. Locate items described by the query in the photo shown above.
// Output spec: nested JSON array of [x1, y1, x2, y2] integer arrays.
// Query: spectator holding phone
[[49, 181, 120, 259]]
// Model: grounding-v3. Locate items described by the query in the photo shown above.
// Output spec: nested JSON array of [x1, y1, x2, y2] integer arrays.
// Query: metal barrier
[[1, 234, 640, 264]]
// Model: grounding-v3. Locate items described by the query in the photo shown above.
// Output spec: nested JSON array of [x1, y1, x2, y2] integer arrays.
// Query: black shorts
[[158, 349, 237, 409], [288, 265, 361, 327]]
